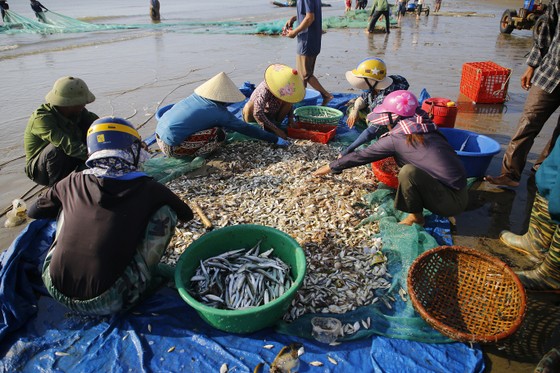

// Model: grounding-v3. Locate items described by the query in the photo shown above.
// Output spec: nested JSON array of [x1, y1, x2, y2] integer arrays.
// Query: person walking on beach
[[313, 91, 468, 226], [29, 117, 194, 316], [0, 0, 10, 23], [485, 0, 560, 188], [242, 64, 305, 139], [30, 0, 48, 23], [155, 72, 290, 159], [24, 76, 99, 186], [434, 0, 442, 13], [285, 0, 333, 106], [366, 0, 390, 34], [150, 0, 160, 21]]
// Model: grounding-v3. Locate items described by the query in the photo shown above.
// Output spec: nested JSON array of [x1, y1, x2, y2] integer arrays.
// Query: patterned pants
[[156, 128, 225, 158], [42, 205, 178, 316]]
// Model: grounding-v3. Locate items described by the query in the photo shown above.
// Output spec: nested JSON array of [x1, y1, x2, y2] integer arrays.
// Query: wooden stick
[[189, 201, 213, 230]]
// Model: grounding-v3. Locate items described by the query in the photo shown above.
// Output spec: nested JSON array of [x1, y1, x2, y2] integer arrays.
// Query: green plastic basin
[[175, 224, 307, 334]]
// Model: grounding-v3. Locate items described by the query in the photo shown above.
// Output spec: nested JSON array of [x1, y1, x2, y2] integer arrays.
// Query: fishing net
[[142, 156, 205, 184], [1, 9, 395, 35], [276, 187, 454, 343]]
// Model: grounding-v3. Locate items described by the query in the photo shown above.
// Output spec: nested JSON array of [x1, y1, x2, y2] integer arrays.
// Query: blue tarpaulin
[[0, 220, 484, 372]]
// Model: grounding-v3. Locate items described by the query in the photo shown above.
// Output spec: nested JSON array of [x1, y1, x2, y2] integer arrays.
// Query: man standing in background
[[286, 0, 333, 106]]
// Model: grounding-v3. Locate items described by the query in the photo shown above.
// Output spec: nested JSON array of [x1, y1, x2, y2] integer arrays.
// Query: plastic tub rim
[[175, 224, 306, 318]]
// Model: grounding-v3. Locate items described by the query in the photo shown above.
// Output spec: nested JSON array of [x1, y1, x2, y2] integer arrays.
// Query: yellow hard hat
[[45, 76, 95, 107], [264, 64, 305, 104], [345, 58, 393, 91]]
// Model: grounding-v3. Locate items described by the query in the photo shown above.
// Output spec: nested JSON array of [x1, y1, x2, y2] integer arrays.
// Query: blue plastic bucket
[[295, 89, 321, 108], [439, 128, 501, 178], [155, 103, 174, 121]]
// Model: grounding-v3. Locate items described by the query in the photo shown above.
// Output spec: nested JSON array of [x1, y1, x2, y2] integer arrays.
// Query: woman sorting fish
[[313, 90, 468, 226], [156, 72, 289, 159], [242, 63, 305, 140]]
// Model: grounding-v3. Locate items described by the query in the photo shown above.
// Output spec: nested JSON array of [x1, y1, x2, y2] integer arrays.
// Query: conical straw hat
[[194, 72, 245, 103], [264, 64, 305, 104]]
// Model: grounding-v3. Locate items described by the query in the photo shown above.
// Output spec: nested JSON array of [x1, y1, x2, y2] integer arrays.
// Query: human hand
[[287, 29, 297, 38], [347, 110, 358, 128], [276, 137, 291, 147], [520, 66, 534, 91], [312, 164, 332, 176]]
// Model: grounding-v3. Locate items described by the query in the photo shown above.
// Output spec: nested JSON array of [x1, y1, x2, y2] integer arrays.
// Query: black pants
[[368, 10, 390, 33], [30, 144, 85, 186]]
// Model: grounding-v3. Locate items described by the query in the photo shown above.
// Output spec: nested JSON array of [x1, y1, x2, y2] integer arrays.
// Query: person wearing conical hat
[[345, 57, 409, 131], [242, 64, 305, 139], [155, 72, 290, 158], [24, 76, 99, 186]]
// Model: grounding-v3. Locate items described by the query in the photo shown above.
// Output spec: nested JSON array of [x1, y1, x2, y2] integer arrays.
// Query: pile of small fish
[[189, 243, 293, 310], [285, 237, 391, 322], [164, 139, 395, 321]]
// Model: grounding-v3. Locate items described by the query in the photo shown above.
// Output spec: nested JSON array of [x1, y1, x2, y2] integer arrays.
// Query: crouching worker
[[28, 117, 193, 316], [242, 63, 305, 139], [499, 139, 560, 292], [24, 76, 99, 186], [313, 90, 468, 226], [156, 72, 289, 158]]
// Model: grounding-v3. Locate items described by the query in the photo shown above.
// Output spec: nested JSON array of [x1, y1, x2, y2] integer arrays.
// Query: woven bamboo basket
[[293, 106, 343, 126], [407, 245, 527, 343]]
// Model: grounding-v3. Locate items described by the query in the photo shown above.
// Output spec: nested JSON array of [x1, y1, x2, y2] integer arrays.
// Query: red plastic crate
[[459, 61, 511, 104], [371, 157, 399, 189], [287, 121, 336, 144]]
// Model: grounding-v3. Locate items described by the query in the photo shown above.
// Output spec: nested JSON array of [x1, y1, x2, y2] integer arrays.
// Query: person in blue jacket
[[500, 138, 560, 291], [156, 72, 289, 158]]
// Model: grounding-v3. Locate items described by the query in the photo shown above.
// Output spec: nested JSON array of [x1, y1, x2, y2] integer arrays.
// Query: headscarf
[[367, 109, 438, 135], [83, 145, 150, 179]]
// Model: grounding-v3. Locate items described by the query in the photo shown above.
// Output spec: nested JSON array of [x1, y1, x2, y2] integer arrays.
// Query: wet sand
[[1, 1, 559, 371]]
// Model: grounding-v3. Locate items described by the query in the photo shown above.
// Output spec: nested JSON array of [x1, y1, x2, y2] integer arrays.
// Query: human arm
[[220, 110, 279, 144], [520, 66, 535, 91], [156, 184, 194, 222], [329, 135, 393, 173], [28, 185, 63, 220], [30, 116, 89, 160], [346, 96, 367, 128], [525, 2, 557, 84], [369, 0, 378, 16], [287, 12, 315, 38], [251, 87, 288, 139], [340, 125, 382, 156]]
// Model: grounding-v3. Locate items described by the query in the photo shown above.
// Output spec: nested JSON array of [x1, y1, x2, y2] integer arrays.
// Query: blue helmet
[[87, 117, 141, 155]]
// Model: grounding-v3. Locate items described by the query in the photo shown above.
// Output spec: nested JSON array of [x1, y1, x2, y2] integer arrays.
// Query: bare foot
[[321, 94, 334, 106], [484, 174, 520, 187], [399, 213, 425, 226]]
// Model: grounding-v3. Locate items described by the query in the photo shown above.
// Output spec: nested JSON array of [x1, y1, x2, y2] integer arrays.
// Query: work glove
[[276, 137, 291, 148]]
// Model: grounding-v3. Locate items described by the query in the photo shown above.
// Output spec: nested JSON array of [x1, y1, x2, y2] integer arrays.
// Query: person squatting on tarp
[[500, 138, 560, 292], [242, 64, 305, 140], [345, 57, 409, 131], [30, 0, 48, 23], [156, 72, 289, 159], [285, 0, 334, 106], [313, 90, 468, 226], [24, 76, 99, 186], [485, 0, 560, 188], [28, 117, 194, 316]]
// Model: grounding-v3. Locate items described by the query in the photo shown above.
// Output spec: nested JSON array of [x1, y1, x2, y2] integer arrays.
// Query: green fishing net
[[276, 187, 453, 344], [1, 9, 396, 35], [143, 156, 205, 184]]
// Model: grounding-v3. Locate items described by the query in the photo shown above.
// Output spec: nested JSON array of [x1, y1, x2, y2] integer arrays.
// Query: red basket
[[459, 61, 511, 104], [287, 121, 336, 144], [371, 157, 399, 189], [421, 98, 458, 128]]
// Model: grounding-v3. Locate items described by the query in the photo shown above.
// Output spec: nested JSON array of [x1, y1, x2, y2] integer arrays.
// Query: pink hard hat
[[373, 90, 418, 117]]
